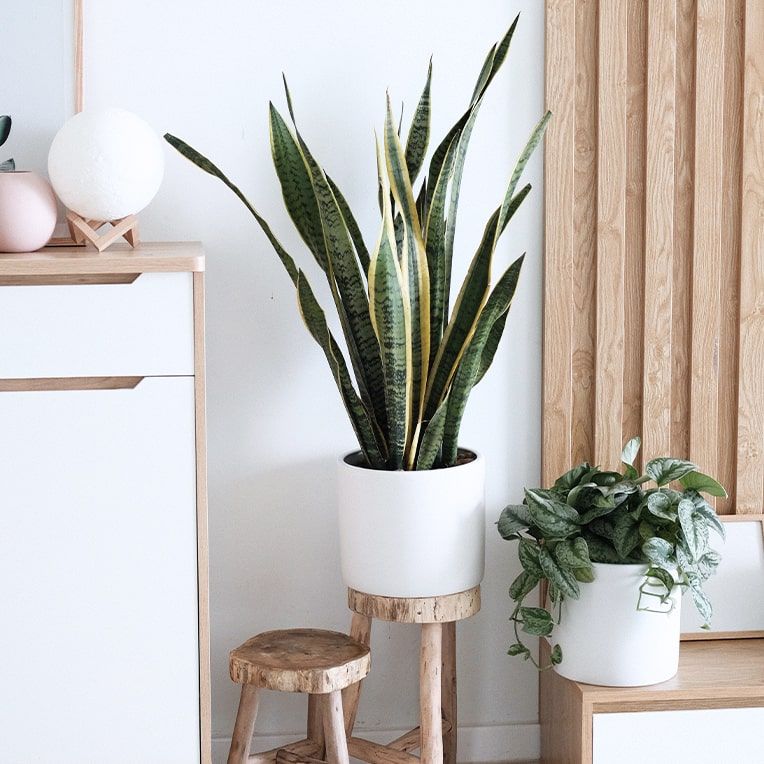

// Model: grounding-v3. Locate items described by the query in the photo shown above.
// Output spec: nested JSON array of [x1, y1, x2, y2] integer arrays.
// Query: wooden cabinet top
[[569, 639, 764, 712], [0, 242, 204, 277]]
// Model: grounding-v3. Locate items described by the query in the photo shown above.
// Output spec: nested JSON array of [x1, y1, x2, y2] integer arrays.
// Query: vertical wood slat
[[671, 0, 697, 461], [542, 0, 576, 485], [689, 0, 726, 485], [595, 0, 628, 468], [623, 0, 648, 458], [737, 0, 764, 513], [571, 0, 598, 466], [642, 0, 677, 461], [718, 0, 745, 513]]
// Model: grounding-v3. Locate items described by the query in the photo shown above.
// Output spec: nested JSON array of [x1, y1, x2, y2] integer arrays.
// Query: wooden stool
[[227, 628, 371, 764], [342, 586, 481, 764]]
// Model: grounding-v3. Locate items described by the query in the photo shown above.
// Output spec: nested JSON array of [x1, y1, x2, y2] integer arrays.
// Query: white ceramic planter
[[337, 450, 485, 598], [552, 562, 681, 686]]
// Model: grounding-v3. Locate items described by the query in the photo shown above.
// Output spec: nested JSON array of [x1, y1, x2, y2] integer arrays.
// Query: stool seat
[[347, 585, 481, 623], [229, 628, 371, 694]]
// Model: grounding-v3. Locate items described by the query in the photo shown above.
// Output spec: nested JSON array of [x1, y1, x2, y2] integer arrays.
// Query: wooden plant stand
[[342, 586, 481, 764], [66, 210, 140, 252], [227, 629, 371, 764]]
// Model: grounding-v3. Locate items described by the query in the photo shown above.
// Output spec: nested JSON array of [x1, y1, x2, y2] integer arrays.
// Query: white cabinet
[[0, 245, 208, 763], [593, 707, 764, 764]]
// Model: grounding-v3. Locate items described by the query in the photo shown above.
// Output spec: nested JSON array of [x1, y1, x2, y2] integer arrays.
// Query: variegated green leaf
[[0, 115, 11, 147], [440, 254, 524, 464], [415, 395, 448, 470], [296, 271, 386, 468], [470, 15, 519, 106], [494, 111, 551, 246], [384, 97, 430, 452], [369, 226, 410, 469], [425, 209, 499, 422], [276, 95, 388, 435], [327, 174, 371, 276], [269, 103, 327, 271], [405, 58, 432, 183], [164, 133, 299, 282]]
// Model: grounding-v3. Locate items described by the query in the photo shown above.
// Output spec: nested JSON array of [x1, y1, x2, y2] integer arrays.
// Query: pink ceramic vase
[[0, 171, 58, 253]]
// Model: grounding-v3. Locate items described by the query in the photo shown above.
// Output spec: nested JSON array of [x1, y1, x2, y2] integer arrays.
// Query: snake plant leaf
[[276, 98, 388, 435], [384, 97, 430, 443], [424, 133, 459, 363], [296, 271, 386, 468], [415, 395, 448, 470], [475, 310, 507, 386], [495, 112, 551, 246], [441, 255, 524, 464], [425, 209, 499, 422], [269, 103, 327, 271], [0, 115, 10, 147], [405, 58, 432, 184], [424, 16, 519, 219], [369, 215, 410, 470], [326, 174, 371, 277], [164, 133, 299, 283]]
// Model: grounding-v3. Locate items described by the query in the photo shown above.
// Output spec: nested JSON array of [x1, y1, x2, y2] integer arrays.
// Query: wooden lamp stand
[[66, 210, 140, 252]]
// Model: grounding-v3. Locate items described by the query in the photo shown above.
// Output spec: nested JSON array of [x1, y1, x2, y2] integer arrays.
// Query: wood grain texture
[[419, 623, 443, 764], [595, 0, 628, 467], [543, 0, 576, 484], [194, 272, 212, 763], [690, 0, 726, 489], [0, 242, 204, 275], [642, 0, 676, 461], [341, 613, 372, 734], [737, 0, 764, 513], [347, 586, 480, 623], [229, 629, 371, 694], [543, 0, 761, 512], [0, 376, 143, 392], [322, 691, 350, 764], [441, 621, 457, 764]]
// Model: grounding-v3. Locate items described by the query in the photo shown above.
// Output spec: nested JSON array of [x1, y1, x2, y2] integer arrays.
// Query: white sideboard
[[540, 638, 764, 763], [0, 243, 210, 763]]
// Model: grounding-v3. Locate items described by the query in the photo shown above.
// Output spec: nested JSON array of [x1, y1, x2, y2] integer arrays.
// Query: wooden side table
[[341, 586, 481, 764]]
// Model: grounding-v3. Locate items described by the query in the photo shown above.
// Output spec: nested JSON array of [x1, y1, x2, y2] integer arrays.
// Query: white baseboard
[[211, 722, 539, 763]]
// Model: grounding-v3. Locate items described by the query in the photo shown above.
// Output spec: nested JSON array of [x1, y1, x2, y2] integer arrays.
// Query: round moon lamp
[[48, 107, 164, 251]]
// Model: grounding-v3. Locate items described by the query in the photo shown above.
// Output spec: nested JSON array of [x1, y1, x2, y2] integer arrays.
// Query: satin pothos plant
[[166, 17, 549, 470]]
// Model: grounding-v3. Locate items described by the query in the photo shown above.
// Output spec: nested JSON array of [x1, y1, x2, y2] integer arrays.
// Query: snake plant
[[165, 16, 550, 470], [0, 116, 14, 171]]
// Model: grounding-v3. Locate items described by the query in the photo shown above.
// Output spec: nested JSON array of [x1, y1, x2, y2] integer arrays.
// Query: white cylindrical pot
[[337, 450, 485, 598], [552, 562, 681, 686]]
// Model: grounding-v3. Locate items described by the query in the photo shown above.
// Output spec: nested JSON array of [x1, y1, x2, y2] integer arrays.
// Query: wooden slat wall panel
[[543, 0, 762, 514], [594, 0, 628, 469], [737, 0, 764, 513]]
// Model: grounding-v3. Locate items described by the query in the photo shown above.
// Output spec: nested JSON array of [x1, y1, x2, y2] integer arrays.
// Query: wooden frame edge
[[193, 271, 212, 763]]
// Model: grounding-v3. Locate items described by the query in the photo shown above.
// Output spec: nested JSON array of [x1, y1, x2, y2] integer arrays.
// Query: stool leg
[[228, 684, 260, 764], [322, 690, 350, 764], [442, 621, 457, 764], [341, 612, 372, 734], [307, 694, 326, 756], [420, 623, 444, 764]]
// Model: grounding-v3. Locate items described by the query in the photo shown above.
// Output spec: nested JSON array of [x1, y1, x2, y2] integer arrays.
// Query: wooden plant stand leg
[[420, 623, 444, 764], [307, 694, 326, 757], [342, 612, 372, 734], [228, 684, 260, 764], [441, 621, 457, 764], [322, 690, 350, 764]]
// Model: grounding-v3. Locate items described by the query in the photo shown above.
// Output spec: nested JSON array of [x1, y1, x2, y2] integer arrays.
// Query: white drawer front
[[0, 377, 200, 763], [593, 707, 764, 763], [0, 271, 194, 378]]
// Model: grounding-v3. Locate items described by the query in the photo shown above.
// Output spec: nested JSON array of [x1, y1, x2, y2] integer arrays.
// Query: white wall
[[84, 2, 545, 760]]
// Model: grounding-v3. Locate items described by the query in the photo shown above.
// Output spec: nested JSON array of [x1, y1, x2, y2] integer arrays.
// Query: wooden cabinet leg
[[442, 621, 457, 764], [420, 623, 444, 764], [307, 694, 326, 756], [227, 684, 260, 764], [322, 690, 350, 764], [341, 612, 372, 734]]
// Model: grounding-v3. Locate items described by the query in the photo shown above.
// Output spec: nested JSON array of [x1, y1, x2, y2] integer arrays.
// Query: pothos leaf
[[498, 504, 532, 539], [519, 606, 554, 636], [538, 546, 580, 598], [509, 569, 540, 600], [524, 488, 580, 538], [679, 470, 728, 498], [678, 498, 709, 561], [621, 436, 641, 466], [645, 457, 697, 486]]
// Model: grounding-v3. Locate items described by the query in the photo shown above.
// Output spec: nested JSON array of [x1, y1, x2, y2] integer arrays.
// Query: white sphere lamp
[[48, 107, 164, 250]]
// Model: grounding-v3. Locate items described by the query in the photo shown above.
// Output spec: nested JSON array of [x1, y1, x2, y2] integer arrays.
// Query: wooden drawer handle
[[0, 274, 141, 286], [0, 377, 144, 392]]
